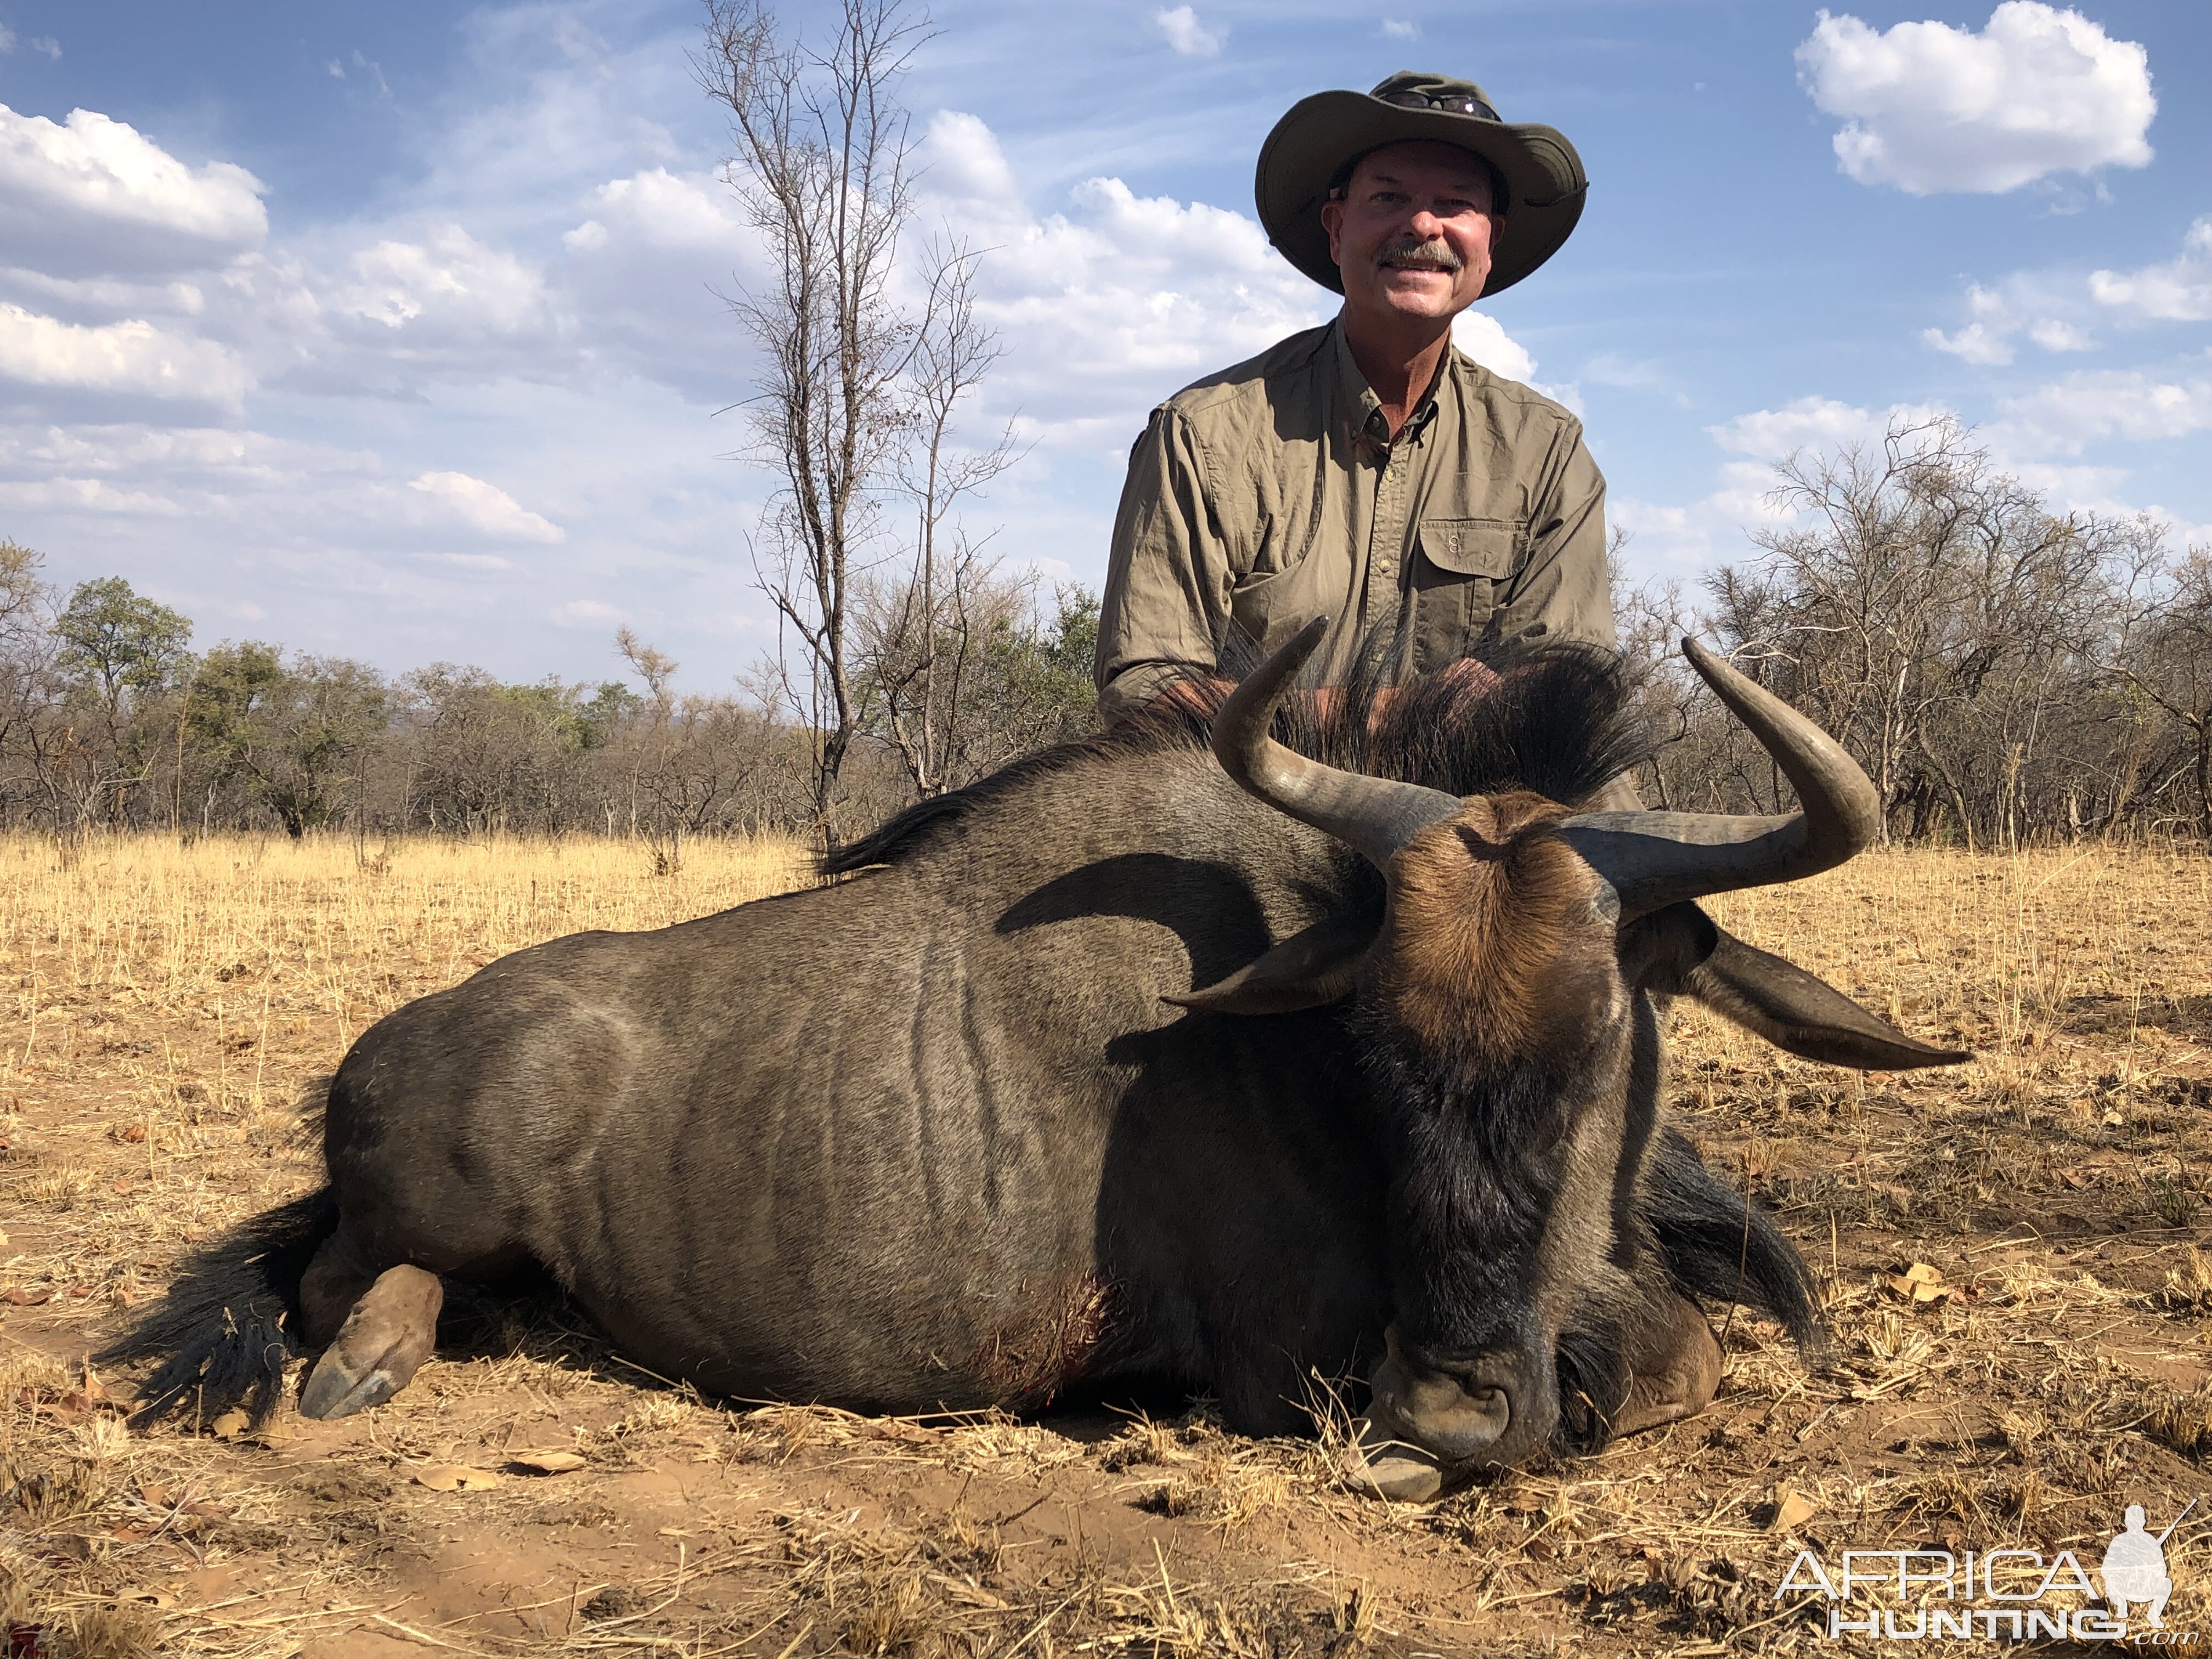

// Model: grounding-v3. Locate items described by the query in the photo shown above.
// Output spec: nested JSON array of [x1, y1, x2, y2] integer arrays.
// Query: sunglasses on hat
[[1375, 89, 1500, 122]]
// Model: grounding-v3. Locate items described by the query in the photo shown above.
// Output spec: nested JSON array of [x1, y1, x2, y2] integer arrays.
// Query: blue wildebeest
[[111, 625, 1965, 1492]]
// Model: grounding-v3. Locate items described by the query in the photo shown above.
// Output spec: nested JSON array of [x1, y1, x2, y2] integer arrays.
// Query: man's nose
[[1406, 207, 1444, 239]]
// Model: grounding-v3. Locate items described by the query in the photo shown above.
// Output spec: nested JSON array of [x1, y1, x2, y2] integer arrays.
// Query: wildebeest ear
[[1680, 922, 1972, 1072], [1165, 906, 1378, 1016], [1616, 900, 1722, 994]]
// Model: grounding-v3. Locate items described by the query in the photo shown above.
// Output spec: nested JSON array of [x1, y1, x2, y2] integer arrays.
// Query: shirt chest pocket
[[1416, 517, 1521, 578], [1410, 517, 1523, 673]]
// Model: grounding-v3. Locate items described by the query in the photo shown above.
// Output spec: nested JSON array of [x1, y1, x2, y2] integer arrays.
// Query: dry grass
[[1, 833, 2209, 1655]]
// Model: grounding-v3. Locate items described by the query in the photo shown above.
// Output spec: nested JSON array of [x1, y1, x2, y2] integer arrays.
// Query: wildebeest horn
[[1210, 617, 1463, 871], [1555, 638, 1882, 919]]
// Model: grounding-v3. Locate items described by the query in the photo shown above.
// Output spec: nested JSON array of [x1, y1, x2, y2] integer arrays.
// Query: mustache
[[1375, 236, 1464, 272]]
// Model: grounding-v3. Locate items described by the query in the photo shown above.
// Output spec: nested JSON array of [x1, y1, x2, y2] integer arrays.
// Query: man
[[1094, 71, 1605, 724]]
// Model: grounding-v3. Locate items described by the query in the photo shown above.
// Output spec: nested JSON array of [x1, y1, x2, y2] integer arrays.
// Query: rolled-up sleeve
[[1094, 408, 1237, 725], [1493, 425, 1613, 651]]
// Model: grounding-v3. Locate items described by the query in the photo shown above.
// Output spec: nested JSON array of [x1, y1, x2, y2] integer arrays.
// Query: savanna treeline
[[0, 537, 1098, 854]]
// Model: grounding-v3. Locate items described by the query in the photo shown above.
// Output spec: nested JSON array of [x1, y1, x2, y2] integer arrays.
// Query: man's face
[[1321, 141, 1497, 328]]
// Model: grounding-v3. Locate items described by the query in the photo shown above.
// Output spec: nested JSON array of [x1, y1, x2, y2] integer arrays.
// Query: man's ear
[[1166, 905, 1378, 1016], [1320, 197, 1346, 268], [1621, 902, 1971, 1071]]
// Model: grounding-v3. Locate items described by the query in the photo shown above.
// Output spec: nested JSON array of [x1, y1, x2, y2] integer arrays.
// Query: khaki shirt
[[1094, 319, 1612, 724]]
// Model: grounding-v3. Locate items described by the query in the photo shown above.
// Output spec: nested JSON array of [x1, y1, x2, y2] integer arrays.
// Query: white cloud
[[1452, 311, 1536, 384], [2001, 460, 2212, 548], [1708, 395, 1887, 457], [0, 422, 376, 487], [976, 176, 1328, 449], [2090, 216, 2212, 323], [1381, 20, 1419, 41], [1994, 368, 2212, 456], [1617, 386, 2212, 576], [408, 470, 566, 542], [2027, 317, 2096, 352], [911, 112, 1023, 223], [0, 303, 250, 407], [1795, 3, 2154, 195], [556, 168, 767, 403], [29, 37, 60, 61], [0, 105, 267, 277], [0, 474, 184, 515], [1923, 323, 2015, 367], [336, 227, 554, 339], [910, 116, 1323, 448], [1922, 283, 2017, 363], [0, 268, 207, 316], [565, 167, 752, 255], [1914, 216, 2212, 379], [1920, 278, 2104, 365], [1154, 6, 1224, 57]]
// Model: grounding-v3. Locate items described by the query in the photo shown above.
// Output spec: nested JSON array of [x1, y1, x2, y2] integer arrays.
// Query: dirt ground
[[3, 832, 2210, 1658]]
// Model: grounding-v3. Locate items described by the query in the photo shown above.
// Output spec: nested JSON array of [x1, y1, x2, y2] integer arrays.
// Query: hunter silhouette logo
[[2103, 1500, 2191, 1629]]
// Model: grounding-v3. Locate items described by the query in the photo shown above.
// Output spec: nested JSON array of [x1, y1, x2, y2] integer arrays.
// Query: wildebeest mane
[[823, 634, 1654, 876]]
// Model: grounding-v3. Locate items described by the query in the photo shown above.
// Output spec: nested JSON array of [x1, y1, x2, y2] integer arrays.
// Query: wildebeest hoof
[[297, 1264, 442, 1420], [1347, 1418, 1448, 1502], [299, 1352, 399, 1418]]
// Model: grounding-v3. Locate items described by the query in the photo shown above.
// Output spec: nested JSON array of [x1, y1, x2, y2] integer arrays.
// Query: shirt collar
[[1331, 315, 1449, 450]]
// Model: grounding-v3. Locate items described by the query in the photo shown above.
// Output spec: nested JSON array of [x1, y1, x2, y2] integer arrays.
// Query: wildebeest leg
[[298, 1221, 381, 1346], [1609, 1291, 1722, 1437], [297, 1225, 443, 1419]]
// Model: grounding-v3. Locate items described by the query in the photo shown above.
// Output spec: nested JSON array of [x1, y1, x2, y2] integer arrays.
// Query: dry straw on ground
[[3, 833, 2210, 1656]]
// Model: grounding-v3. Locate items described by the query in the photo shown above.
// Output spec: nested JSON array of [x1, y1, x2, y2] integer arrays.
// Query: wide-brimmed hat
[[1255, 71, 1587, 297]]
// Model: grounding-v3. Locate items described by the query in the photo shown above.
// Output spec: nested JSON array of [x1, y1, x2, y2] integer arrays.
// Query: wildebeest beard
[[1356, 1011, 1609, 1359]]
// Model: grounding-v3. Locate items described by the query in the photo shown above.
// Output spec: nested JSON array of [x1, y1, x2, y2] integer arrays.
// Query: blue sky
[[1, 1, 2205, 691]]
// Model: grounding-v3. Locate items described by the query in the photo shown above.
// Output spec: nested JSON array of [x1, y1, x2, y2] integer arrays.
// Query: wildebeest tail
[[96, 1187, 338, 1430], [1640, 1126, 1823, 1348]]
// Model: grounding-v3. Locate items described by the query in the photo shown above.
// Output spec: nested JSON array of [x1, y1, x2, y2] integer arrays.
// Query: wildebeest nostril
[[1370, 1330, 1527, 1464], [1414, 1381, 1514, 1462]]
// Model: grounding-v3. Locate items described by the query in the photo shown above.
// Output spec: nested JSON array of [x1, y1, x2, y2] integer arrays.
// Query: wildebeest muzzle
[[1366, 1323, 1556, 1470]]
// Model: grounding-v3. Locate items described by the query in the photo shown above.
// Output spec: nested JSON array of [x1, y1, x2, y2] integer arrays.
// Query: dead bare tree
[[866, 246, 1020, 796], [701, 0, 958, 845]]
